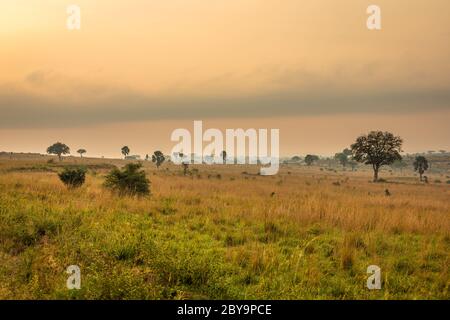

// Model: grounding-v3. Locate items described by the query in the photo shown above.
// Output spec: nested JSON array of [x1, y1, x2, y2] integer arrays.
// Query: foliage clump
[[104, 163, 150, 196], [58, 167, 86, 189]]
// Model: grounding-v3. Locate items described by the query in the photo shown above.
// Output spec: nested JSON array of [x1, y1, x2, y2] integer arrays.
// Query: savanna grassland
[[0, 154, 449, 300]]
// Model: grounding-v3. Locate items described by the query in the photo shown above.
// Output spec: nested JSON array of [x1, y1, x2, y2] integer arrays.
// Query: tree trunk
[[58, 154, 62, 161], [373, 165, 379, 182]]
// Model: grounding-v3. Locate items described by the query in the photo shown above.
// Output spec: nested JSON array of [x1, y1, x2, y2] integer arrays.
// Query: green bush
[[58, 167, 86, 189], [104, 163, 150, 196]]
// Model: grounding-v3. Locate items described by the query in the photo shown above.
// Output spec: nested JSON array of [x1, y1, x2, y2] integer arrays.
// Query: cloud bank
[[0, 69, 449, 129]]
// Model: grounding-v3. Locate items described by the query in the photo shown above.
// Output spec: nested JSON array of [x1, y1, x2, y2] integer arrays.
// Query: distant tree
[[77, 149, 87, 158], [104, 163, 150, 196], [348, 160, 358, 171], [439, 150, 447, 154], [391, 159, 408, 173], [221, 150, 227, 164], [334, 148, 353, 168], [47, 142, 70, 161], [182, 163, 189, 175], [304, 154, 319, 166], [178, 152, 190, 175], [343, 148, 352, 157], [145, 154, 149, 161], [427, 150, 435, 155], [351, 131, 403, 182], [413, 156, 429, 181], [291, 155, 302, 162], [334, 153, 348, 168], [151, 151, 165, 168], [121, 146, 130, 159]]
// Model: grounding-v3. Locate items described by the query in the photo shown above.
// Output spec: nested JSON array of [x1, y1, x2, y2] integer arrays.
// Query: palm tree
[[152, 151, 165, 168], [220, 150, 227, 164], [413, 156, 429, 181], [121, 146, 130, 159]]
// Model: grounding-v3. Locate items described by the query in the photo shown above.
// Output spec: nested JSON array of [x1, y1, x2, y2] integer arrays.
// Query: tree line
[[47, 130, 432, 183]]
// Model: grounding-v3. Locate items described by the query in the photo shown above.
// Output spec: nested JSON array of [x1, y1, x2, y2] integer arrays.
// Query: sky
[[0, 0, 449, 158]]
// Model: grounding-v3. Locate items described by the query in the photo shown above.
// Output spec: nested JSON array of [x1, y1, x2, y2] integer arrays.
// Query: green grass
[[0, 161, 448, 299]]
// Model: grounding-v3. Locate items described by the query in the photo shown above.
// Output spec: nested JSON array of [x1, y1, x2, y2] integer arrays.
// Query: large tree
[[152, 151, 165, 168], [413, 156, 429, 181], [47, 142, 70, 161], [77, 149, 87, 158], [121, 146, 130, 159], [351, 131, 403, 182]]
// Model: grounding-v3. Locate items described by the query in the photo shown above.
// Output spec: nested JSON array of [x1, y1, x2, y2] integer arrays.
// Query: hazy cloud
[[0, 69, 449, 129]]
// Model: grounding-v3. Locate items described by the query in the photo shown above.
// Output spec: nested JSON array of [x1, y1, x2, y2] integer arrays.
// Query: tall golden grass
[[0, 156, 448, 299]]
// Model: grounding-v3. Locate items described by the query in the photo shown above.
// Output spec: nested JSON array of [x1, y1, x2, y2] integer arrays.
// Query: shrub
[[104, 163, 150, 196], [58, 167, 86, 189]]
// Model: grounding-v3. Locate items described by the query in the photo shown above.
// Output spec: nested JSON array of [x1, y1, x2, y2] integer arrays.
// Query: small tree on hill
[[47, 142, 70, 161]]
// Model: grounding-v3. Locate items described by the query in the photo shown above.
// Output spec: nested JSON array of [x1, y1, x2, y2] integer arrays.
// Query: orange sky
[[1, 0, 449, 157]]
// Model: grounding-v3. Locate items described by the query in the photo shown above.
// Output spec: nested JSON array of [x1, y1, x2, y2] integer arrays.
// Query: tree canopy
[[351, 131, 403, 182], [305, 154, 319, 166], [77, 149, 87, 158], [47, 142, 70, 161]]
